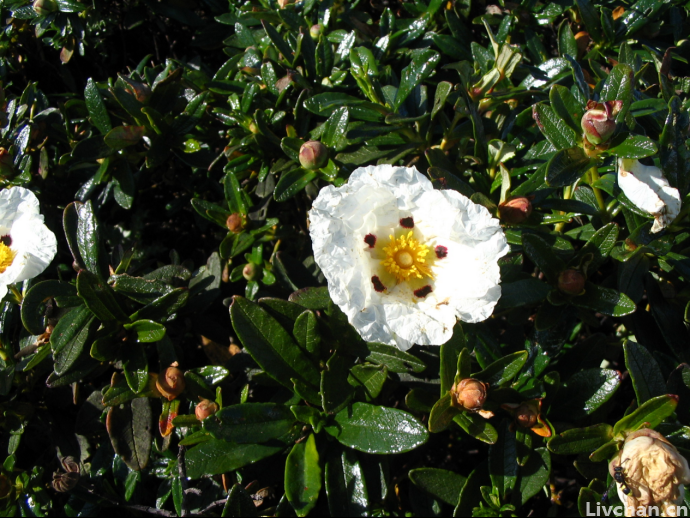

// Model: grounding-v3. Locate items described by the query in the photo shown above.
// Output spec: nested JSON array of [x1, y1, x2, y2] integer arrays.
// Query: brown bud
[[195, 398, 219, 421], [499, 196, 532, 224], [299, 140, 328, 170], [557, 269, 586, 296], [581, 100, 623, 146], [450, 378, 489, 412], [501, 399, 551, 437], [226, 213, 246, 234], [156, 364, 185, 401]]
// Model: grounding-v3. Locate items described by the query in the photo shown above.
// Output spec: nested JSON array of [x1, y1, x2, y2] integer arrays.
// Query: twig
[[79, 483, 177, 517], [192, 498, 227, 517], [177, 445, 190, 517]]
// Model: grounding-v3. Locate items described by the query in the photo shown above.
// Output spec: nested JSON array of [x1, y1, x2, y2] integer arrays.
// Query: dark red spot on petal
[[435, 245, 448, 259], [0, 235, 11, 247], [400, 217, 414, 229], [371, 276, 386, 292], [414, 285, 433, 298], [364, 234, 377, 248]]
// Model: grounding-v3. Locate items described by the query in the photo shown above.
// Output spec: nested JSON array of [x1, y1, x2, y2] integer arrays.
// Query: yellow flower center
[[381, 231, 433, 282], [0, 242, 15, 274]]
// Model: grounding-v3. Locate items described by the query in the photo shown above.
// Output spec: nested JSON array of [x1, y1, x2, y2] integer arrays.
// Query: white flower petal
[[618, 158, 681, 233], [309, 165, 508, 350]]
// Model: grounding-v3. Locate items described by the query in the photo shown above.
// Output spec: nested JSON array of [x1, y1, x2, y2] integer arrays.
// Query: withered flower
[[156, 362, 186, 401], [450, 378, 492, 417], [195, 398, 219, 421], [52, 456, 80, 493], [501, 399, 551, 437], [498, 196, 533, 225], [610, 428, 690, 517], [581, 100, 622, 146]]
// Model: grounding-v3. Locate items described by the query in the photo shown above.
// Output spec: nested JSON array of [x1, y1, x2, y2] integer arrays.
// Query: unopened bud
[[581, 100, 622, 146], [557, 269, 586, 296], [299, 140, 328, 170], [499, 196, 532, 224], [0, 148, 13, 178], [226, 213, 245, 234], [195, 398, 219, 421], [243, 263, 261, 281], [33, 0, 58, 15], [450, 378, 488, 412], [310, 24, 323, 39], [156, 364, 185, 401]]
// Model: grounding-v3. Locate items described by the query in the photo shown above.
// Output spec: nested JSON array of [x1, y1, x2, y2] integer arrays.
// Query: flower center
[[0, 242, 15, 273], [381, 231, 433, 282]]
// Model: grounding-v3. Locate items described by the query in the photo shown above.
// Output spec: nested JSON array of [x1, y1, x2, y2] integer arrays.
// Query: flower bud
[[581, 100, 622, 146], [611, 428, 690, 517], [0, 148, 13, 178], [499, 196, 532, 224], [156, 364, 185, 401], [243, 263, 261, 281], [195, 398, 219, 421], [33, 0, 58, 15], [450, 378, 488, 412], [299, 140, 328, 170], [226, 213, 246, 234], [310, 24, 323, 39], [557, 269, 586, 296]]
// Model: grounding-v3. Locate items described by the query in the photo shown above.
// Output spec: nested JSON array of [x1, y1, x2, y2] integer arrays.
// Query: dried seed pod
[[450, 378, 489, 412]]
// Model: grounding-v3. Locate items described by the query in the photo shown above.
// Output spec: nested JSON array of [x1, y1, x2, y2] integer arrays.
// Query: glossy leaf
[[106, 398, 153, 471], [613, 394, 678, 438], [325, 447, 369, 517], [285, 434, 321, 517], [203, 403, 296, 444]]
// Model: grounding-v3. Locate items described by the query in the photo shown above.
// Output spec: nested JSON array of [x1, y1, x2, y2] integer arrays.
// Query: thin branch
[[79, 483, 177, 517], [177, 445, 190, 517], [192, 498, 227, 517]]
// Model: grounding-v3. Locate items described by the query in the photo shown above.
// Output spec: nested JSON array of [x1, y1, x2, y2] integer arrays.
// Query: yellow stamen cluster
[[381, 231, 433, 282], [0, 242, 15, 274]]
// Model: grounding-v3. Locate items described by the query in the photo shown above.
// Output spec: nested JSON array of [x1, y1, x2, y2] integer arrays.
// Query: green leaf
[[321, 353, 355, 414], [325, 447, 369, 517], [394, 49, 440, 112], [453, 412, 499, 444], [599, 65, 634, 121], [50, 305, 98, 376], [281, 137, 303, 162], [348, 364, 388, 401], [224, 171, 248, 215], [128, 288, 189, 323], [203, 403, 296, 444], [498, 278, 549, 308], [624, 340, 666, 405], [574, 0, 603, 43], [123, 320, 166, 342], [325, 402, 428, 454], [77, 270, 130, 323], [274, 168, 318, 202], [545, 147, 595, 188], [431, 81, 453, 120], [571, 283, 636, 317], [547, 424, 613, 455], [409, 468, 467, 506], [106, 398, 152, 471], [185, 430, 299, 479], [613, 394, 678, 438], [84, 78, 112, 135], [557, 21, 577, 59], [288, 287, 331, 309], [293, 310, 321, 359], [230, 296, 320, 389], [285, 434, 321, 517], [608, 135, 658, 159], [440, 325, 466, 395], [532, 104, 579, 150], [549, 84, 582, 134], [262, 21, 294, 66], [577, 222, 619, 276], [472, 351, 528, 387], [21, 280, 77, 335], [489, 422, 518, 498], [521, 234, 566, 284], [104, 125, 145, 150], [516, 448, 551, 506], [454, 463, 488, 516], [122, 343, 148, 394], [222, 485, 259, 518], [364, 342, 426, 373], [321, 107, 349, 151], [75, 201, 109, 279], [428, 393, 460, 433], [659, 96, 690, 195], [553, 369, 621, 420]]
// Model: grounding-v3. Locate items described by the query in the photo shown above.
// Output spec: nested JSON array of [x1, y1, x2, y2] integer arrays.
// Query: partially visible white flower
[[611, 428, 690, 517], [618, 158, 681, 233], [308, 165, 509, 350], [0, 187, 57, 299]]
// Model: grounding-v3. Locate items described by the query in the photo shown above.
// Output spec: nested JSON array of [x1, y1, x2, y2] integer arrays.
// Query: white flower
[[308, 165, 509, 350], [611, 428, 690, 517], [0, 187, 57, 299], [617, 158, 681, 233]]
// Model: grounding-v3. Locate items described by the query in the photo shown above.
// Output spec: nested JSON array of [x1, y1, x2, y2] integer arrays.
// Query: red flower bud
[[581, 100, 622, 145], [299, 140, 328, 170], [499, 196, 533, 224], [557, 269, 586, 296]]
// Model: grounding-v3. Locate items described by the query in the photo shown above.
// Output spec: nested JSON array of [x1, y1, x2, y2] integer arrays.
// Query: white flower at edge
[[0, 187, 57, 299], [617, 158, 681, 233], [308, 165, 509, 351], [611, 428, 690, 517]]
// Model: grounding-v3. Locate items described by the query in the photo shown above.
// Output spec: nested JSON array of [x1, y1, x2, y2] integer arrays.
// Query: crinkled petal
[[0, 187, 41, 236], [309, 165, 508, 350], [618, 158, 681, 233]]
